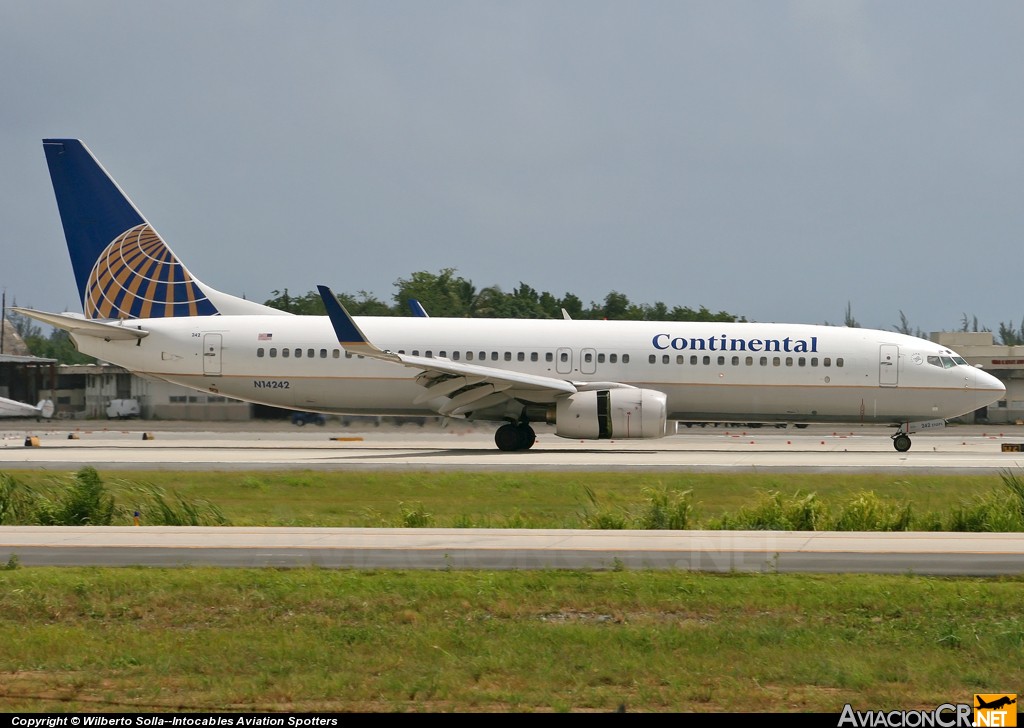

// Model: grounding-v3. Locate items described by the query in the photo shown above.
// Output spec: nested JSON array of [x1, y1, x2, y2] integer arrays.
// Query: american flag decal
[[258, 333, 272, 341]]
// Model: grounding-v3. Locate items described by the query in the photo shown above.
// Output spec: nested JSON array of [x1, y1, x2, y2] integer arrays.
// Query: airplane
[[13, 138, 1006, 452], [0, 396, 54, 420], [975, 696, 1016, 711]]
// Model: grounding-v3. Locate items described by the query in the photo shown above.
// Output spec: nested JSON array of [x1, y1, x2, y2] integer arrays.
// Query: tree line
[[266, 267, 739, 322]]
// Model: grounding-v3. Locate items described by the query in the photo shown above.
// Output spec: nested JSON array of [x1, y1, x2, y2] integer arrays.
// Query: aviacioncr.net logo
[[974, 694, 1017, 727]]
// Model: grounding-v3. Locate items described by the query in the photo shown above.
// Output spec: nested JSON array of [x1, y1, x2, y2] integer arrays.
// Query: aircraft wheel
[[495, 424, 521, 451], [893, 434, 912, 452], [518, 424, 536, 450], [495, 423, 536, 451]]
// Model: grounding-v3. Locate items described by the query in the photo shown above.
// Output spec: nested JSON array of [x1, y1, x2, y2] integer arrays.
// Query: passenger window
[[677, 355, 685, 365], [531, 353, 538, 362], [257, 348, 265, 358], [480, 352, 487, 360], [491, 352, 498, 361], [439, 351, 447, 358], [426, 351, 433, 358], [332, 350, 340, 358], [453, 352, 461, 361], [345, 351, 353, 359], [282, 348, 290, 358], [745, 356, 753, 366], [717, 356, 725, 365], [584, 352, 593, 363], [703, 355, 711, 365], [622, 354, 629, 363], [798, 357, 806, 367], [837, 358, 844, 367], [269, 348, 277, 358], [598, 354, 606, 364], [691, 355, 698, 365], [320, 349, 327, 358], [760, 356, 767, 366], [295, 349, 302, 358], [649, 355, 656, 364], [307, 349, 314, 358], [810, 357, 818, 366], [773, 357, 781, 366], [785, 357, 793, 366], [731, 356, 739, 366], [464, 352, 471, 361], [610, 354, 618, 364], [559, 352, 568, 363], [505, 352, 512, 361], [663, 355, 670, 364], [824, 358, 831, 367], [517, 352, 525, 362]]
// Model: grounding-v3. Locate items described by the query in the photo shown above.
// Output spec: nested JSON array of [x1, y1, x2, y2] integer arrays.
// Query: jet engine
[[549, 388, 667, 440]]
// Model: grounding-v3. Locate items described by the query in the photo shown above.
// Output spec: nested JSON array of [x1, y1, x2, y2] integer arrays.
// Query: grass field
[[0, 468, 1022, 713], [0, 468, 1015, 529]]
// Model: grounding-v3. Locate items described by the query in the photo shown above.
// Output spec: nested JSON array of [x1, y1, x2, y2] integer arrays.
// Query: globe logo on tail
[[84, 224, 218, 319]]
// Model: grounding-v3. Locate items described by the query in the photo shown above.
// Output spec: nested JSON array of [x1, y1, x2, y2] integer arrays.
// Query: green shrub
[[714, 490, 827, 531], [833, 491, 913, 531], [0, 473, 37, 525], [127, 484, 229, 526], [35, 466, 115, 526], [635, 487, 695, 530]]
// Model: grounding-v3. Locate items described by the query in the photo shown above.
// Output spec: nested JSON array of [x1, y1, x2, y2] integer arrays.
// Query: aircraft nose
[[973, 367, 1005, 402]]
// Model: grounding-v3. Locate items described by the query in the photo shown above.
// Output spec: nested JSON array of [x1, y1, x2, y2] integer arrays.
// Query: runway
[[2, 420, 1023, 576], [3, 526, 1023, 575], [3, 421, 1024, 473]]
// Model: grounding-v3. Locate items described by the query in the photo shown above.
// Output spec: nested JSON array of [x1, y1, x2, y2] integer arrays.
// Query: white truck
[[106, 399, 140, 419]]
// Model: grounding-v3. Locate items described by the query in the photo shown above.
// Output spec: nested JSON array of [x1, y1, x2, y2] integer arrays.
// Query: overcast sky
[[2, 1, 1022, 334]]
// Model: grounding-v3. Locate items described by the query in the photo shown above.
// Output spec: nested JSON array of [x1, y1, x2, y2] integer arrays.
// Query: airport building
[[933, 332, 1024, 424]]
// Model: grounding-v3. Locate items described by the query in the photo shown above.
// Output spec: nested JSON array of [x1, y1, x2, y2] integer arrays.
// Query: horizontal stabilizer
[[10, 308, 149, 340]]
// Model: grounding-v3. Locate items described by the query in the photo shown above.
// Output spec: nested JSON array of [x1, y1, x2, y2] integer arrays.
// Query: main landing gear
[[495, 422, 536, 452], [891, 424, 912, 453]]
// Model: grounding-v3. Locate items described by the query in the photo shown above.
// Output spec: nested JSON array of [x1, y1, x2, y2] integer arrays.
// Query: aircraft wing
[[10, 308, 149, 341], [317, 285, 579, 416], [0, 396, 42, 418]]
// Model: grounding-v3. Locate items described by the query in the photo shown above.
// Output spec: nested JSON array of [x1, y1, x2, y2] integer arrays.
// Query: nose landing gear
[[891, 423, 912, 452], [892, 433, 912, 452]]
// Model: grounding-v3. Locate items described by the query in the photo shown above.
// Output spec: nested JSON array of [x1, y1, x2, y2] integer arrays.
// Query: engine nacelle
[[552, 388, 667, 440]]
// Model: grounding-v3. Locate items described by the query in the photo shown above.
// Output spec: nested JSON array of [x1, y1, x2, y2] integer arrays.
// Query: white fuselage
[[70, 315, 1004, 426]]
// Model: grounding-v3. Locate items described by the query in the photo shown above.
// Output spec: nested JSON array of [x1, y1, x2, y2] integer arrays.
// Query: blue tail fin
[[42, 139, 282, 319]]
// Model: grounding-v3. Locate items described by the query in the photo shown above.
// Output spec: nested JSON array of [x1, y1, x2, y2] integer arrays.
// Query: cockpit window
[[927, 355, 957, 369], [952, 356, 968, 366]]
